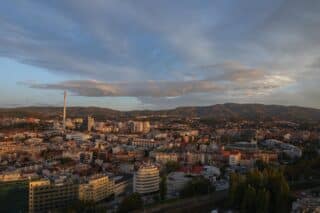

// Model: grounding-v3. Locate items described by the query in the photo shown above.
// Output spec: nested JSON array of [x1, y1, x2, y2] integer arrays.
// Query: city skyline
[[1, 0, 320, 110]]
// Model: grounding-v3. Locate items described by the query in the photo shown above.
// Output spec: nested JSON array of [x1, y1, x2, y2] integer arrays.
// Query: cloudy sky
[[1, 0, 320, 110]]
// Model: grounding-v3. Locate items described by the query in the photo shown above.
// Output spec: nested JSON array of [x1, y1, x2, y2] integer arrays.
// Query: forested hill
[[1, 103, 320, 122]]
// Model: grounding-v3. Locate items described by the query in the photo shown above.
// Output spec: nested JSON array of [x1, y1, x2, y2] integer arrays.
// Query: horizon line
[[1, 102, 319, 112]]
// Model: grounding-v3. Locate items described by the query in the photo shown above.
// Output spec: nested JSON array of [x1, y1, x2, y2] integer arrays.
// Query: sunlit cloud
[[0, 0, 319, 109]]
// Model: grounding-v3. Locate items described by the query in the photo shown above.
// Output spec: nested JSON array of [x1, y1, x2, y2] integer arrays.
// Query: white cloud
[[1, 0, 320, 109], [25, 62, 294, 104], [27, 79, 221, 97]]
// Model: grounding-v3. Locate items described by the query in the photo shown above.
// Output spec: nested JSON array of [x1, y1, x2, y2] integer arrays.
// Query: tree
[[117, 193, 143, 213], [229, 173, 246, 208], [268, 172, 290, 213], [165, 161, 180, 173], [256, 189, 270, 213], [60, 157, 74, 165], [241, 185, 256, 213], [228, 168, 290, 213], [255, 160, 271, 171], [160, 176, 167, 201], [180, 177, 213, 198]]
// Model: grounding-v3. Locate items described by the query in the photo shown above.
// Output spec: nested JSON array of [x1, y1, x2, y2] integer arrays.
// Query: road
[[142, 190, 228, 213]]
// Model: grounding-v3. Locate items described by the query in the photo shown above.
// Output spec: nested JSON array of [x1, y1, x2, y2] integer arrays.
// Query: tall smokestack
[[63, 91, 67, 130]]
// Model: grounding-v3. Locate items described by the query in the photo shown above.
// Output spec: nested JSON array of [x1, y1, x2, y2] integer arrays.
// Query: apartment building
[[133, 164, 159, 194], [79, 174, 114, 203], [154, 152, 179, 164], [29, 179, 78, 213], [132, 138, 159, 148]]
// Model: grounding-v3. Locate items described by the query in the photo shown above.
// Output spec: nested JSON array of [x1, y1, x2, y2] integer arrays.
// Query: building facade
[[29, 179, 78, 213], [79, 174, 114, 203], [87, 116, 95, 132], [133, 164, 159, 194], [154, 152, 179, 164]]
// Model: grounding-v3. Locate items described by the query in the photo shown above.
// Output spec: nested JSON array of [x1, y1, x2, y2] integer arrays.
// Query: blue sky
[[1, 0, 320, 110]]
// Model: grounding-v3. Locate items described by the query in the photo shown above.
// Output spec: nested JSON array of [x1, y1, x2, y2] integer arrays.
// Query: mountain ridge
[[1, 103, 320, 122]]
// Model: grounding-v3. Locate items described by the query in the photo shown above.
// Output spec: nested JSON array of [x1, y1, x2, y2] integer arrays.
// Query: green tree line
[[229, 168, 291, 213]]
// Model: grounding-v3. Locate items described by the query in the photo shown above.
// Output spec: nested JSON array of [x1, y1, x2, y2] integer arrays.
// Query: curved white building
[[133, 164, 159, 194]]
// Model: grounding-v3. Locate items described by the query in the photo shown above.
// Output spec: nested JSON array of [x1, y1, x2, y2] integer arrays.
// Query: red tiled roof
[[179, 165, 203, 174]]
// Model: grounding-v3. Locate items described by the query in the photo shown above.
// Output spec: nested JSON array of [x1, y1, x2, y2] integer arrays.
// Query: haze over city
[[1, 0, 320, 110]]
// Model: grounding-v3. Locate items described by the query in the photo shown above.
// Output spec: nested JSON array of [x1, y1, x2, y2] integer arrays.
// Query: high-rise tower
[[87, 116, 95, 131], [133, 163, 159, 194], [63, 91, 67, 130]]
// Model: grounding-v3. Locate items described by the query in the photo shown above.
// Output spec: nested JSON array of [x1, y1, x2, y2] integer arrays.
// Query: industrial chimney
[[63, 91, 67, 130]]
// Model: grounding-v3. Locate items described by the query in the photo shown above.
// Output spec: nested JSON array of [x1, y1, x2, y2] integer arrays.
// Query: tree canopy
[[165, 161, 180, 174], [180, 176, 214, 198], [160, 176, 167, 201], [229, 168, 290, 213], [117, 193, 143, 213]]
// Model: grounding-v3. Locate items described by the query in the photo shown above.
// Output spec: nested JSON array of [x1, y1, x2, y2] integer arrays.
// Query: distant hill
[[1, 103, 320, 122], [0, 107, 121, 120]]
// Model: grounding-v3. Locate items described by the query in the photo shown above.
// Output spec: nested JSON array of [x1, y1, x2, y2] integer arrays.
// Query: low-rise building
[[132, 138, 159, 148], [154, 152, 179, 164], [113, 175, 132, 197], [292, 197, 320, 213], [79, 174, 114, 203], [166, 172, 193, 198], [229, 152, 241, 166]]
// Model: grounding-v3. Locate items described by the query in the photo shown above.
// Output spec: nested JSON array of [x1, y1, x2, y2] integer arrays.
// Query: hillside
[[0, 107, 122, 120], [1, 103, 320, 122]]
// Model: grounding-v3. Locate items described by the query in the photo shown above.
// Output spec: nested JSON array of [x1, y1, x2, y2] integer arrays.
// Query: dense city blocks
[[0, 106, 320, 212]]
